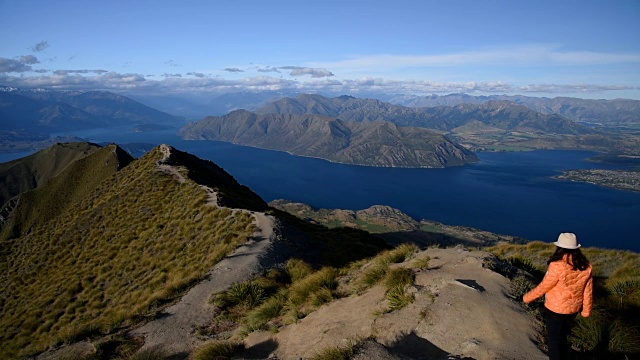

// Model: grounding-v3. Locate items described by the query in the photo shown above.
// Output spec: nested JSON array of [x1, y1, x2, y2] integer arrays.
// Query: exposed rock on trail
[[244, 248, 546, 360]]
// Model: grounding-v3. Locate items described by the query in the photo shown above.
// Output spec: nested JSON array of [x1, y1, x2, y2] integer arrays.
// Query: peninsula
[[556, 169, 640, 192]]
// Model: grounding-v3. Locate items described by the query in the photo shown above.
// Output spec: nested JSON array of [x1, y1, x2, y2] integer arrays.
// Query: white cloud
[[53, 69, 108, 75], [0, 71, 632, 98], [311, 45, 640, 73], [257, 66, 280, 73], [280, 66, 334, 78], [187, 72, 206, 78]]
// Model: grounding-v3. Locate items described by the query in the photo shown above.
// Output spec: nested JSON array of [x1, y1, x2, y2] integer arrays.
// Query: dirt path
[[244, 248, 546, 360], [130, 211, 275, 356]]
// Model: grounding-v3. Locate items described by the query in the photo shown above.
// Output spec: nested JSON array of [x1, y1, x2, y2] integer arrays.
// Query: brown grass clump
[[191, 340, 244, 360]]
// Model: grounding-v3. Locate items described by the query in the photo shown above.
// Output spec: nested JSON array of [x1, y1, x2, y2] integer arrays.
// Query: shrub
[[506, 256, 545, 279], [509, 275, 535, 300]]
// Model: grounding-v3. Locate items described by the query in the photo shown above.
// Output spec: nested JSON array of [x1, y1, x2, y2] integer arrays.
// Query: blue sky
[[1, 0, 639, 99]]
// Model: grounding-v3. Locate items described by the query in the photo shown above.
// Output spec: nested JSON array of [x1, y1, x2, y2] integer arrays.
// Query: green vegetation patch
[[0, 147, 256, 358]]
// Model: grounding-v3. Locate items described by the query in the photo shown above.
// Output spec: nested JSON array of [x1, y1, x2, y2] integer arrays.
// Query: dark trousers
[[544, 307, 577, 360]]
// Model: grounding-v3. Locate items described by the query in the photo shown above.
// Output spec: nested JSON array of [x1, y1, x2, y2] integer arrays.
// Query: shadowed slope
[[0, 142, 103, 207], [0, 144, 134, 241]]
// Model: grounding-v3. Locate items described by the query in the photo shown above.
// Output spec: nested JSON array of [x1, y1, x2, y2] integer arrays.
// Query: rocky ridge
[[179, 110, 478, 168]]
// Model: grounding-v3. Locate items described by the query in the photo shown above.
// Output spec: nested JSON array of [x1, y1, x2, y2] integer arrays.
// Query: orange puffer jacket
[[523, 258, 593, 317]]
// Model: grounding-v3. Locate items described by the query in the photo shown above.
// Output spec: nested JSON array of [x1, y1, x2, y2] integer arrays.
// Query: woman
[[523, 232, 593, 360]]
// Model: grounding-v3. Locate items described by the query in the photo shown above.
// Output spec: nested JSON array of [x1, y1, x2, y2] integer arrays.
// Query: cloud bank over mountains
[[0, 41, 637, 98], [1, 68, 633, 97]]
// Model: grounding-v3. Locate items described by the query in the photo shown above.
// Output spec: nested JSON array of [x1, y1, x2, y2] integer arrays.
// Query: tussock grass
[[412, 256, 431, 270], [312, 338, 362, 360], [0, 147, 258, 358], [570, 310, 606, 352], [286, 258, 314, 282], [356, 244, 418, 290], [288, 267, 338, 307], [209, 243, 422, 339], [384, 268, 414, 290], [489, 242, 640, 358], [213, 260, 340, 336], [244, 292, 287, 331], [191, 340, 244, 360], [383, 268, 415, 312], [218, 282, 267, 309], [128, 347, 172, 360], [386, 286, 414, 311], [608, 319, 640, 354], [359, 261, 390, 288]]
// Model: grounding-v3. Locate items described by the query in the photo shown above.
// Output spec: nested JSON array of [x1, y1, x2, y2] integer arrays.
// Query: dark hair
[[548, 247, 590, 271]]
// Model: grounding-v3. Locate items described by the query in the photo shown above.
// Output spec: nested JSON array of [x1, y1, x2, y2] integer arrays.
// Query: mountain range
[[179, 109, 478, 168], [390, 93, 640, 124], [257, 94, 595, 135], [0, 86, 182, 134]]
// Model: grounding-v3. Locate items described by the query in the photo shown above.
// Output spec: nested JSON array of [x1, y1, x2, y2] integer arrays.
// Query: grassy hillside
[[0, 142, 103, 207], [0, 146, 259, 358], [0, 144, 133, 241]]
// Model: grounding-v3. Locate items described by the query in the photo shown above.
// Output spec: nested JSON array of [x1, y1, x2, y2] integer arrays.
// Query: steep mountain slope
[[0, 145, 264, 358], [179, 110, 478, 167], [0, 144, 134, 240], [1, 144, 388, 359], [257, 94, 439, 127], [257, 94, 594, 135], [0, 87, 182, 140], [0, 92, 99, 132], [0, 142, 103, 207]]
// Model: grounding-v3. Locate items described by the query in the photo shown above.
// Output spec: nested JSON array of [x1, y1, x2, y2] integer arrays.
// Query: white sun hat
[[554, 232, 581, 249]]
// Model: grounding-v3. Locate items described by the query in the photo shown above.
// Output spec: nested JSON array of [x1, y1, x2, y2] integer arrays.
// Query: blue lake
[[8, 124, 640, 252]]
